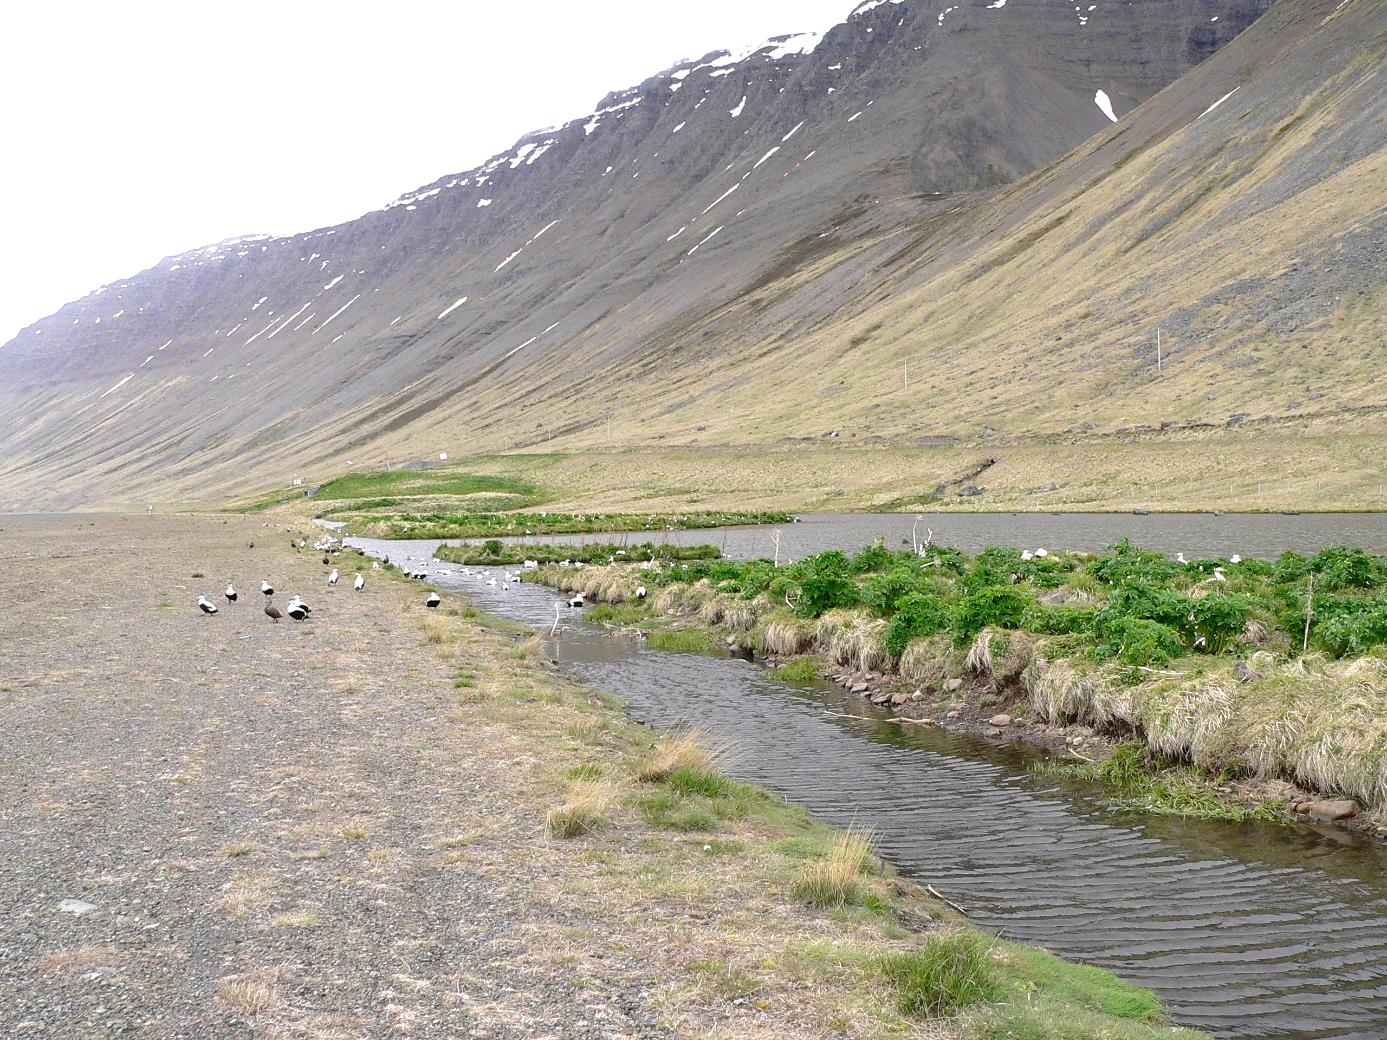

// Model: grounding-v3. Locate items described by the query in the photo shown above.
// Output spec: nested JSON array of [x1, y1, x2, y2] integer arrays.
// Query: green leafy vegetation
[[543, 538, 1387, 664]]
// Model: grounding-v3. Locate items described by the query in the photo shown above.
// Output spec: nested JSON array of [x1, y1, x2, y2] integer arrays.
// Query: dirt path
[[1, 515, 686, 1038]]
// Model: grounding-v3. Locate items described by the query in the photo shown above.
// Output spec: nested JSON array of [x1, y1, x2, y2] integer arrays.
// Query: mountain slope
[[2, 0, 1380, 511]]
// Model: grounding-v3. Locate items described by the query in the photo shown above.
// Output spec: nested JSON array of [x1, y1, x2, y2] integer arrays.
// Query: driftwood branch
[[824, 711, 930, 725], [927, 885, 968, 915]]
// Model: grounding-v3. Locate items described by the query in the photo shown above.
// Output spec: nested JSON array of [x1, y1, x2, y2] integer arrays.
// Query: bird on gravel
[[287, 599, 309, 622], [197, 596, 218, 615], [225, 582, 238, 603], [371, 561, 380, 571], [262, 580, 274, 596], [354, 573, 365, 592], [265, 599, 282, 623], [426, 592, 441, 609], [328, 568, 339, 586]]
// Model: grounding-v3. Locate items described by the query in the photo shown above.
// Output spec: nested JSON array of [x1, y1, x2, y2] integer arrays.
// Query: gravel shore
[[0, 514, 686, 1039]]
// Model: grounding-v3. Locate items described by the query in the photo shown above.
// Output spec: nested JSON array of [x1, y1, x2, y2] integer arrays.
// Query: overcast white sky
[[0, 0, 860, 345]]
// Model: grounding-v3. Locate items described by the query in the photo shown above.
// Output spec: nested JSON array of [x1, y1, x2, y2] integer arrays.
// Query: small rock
[[58, 899, 97, 917], [985, 727, 1002, 737], [851, 682, 869, 694], [890, 691, 911, 706], [944, 678, 963, 692], [870, 691, 892, 705], [1307, 799, 1360, 821], [946, 710, 961, 719], [988, 714, 1012, 727], [910, 691, 924, 702]]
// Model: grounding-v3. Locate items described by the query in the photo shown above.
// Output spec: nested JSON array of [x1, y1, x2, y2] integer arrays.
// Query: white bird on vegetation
[[1176, 552, 1188, 564], [636, 586, 647, 599], [1034, 548, 1049, 558], [371, 561, 381, 571], [1021, 550, 1034, 561], [328, 569, 339, 586], [197, 596, 218, 615], [426, 592, 441, 609], [354, 573, 365, 592], [1212, 567, 1227, 583], [1229, 554, 1243, 565]]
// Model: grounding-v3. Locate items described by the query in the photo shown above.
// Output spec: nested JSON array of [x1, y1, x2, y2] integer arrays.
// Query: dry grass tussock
[[215, 976, 280, 1016], [1028, 651, 1387, 811], [762, 615, 818, 656], [967, 629, 1034, 684], [791, 827, 877, 907], [899, 636, 953, 685], [422, 615, 454, 644], [545, 779, 619, 838], [637, 727, 734, 782], [819, 610, 889, 673]]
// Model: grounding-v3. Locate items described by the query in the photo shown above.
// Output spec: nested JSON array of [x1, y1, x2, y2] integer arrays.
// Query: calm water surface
[[471, 511, 1387, 561], [350, 522, 1387, 1040]]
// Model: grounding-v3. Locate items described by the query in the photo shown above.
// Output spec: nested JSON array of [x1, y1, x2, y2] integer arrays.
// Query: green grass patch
[[437, 541, 720, 567], [312, 469, 545, 504], [646, 628, 723, 654], [873, 931, 1002, 1017], [587, 603, 654, 626], [772, 656, 825, 683], [1036, 742, 1286, 823]]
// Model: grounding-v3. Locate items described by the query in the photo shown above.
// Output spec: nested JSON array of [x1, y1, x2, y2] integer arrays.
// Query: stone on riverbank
[[1303, 799, 1361, 821]]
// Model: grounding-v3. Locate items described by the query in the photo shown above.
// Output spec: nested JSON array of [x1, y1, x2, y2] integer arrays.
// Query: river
[[348, 517, 1387, 1040]]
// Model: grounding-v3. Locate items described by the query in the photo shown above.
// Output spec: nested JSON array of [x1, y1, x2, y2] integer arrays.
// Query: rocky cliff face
[[6, 0, 1380, 509]]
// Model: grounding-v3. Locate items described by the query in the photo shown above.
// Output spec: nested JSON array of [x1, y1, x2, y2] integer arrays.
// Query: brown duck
[[265, 598, 282, 623]]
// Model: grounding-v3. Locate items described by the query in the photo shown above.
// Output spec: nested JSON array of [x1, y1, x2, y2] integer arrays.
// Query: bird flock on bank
[[195, 532, 437, 622]]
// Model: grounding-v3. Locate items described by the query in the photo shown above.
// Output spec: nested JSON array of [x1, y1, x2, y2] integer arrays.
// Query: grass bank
[[435, 541, 720, 567], [347, 540, 1206, 1039], [340, 508, 793, 541], [533, 539, 1387, 827]]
